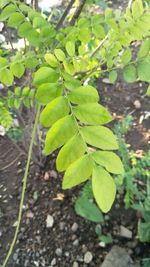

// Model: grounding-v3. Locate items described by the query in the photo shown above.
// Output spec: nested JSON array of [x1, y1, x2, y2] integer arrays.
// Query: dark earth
[[0, 0, 150, 267]]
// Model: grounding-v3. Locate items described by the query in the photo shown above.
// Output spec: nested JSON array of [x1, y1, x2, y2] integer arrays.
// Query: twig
[[55, 0, 75, 29], [70, 0, 87, 26], [0, 154, 21, 171], [2, 105, 41, 267], [128, 0, 133, 8], [90, 34, 108, 59]]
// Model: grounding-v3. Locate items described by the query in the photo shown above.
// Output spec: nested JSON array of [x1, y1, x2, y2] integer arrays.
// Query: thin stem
[[2, 104, 41, 267], [56, 0, 75, 29], [70, 0, 87, 26], [90, 34, 108, 59]]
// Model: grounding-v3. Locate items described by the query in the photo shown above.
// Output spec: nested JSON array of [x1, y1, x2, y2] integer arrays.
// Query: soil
[[0, 1, 150, 267]]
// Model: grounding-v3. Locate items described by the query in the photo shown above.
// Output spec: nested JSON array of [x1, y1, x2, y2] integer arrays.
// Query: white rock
[[26, 210, 34, 218], [55, 248, 62, 257], [133, 100, 141, 109], [73, 262, 79, 267], [119, 226, 132, 239], [51, 258, 57, 266], [46, 215, 54, 228], [84, 251, 93, 264], [99, 241, 106, 248], [71, 222, 78, 232]]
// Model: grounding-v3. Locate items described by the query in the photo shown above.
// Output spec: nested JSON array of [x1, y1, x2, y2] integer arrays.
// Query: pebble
[[13, 253, 18, 261], [55, 248, 62, 257], [84, 251, 93, 264], [26, 210, 34, 218], [71, 222, 78, 232], [51, 258, 57, 266], [73, 262, 79, 267], [133, 100, 141, 109], [119, 226, 132, 239], [99, 241, 106, 247], [46, 215, 54, 228], [59, 222, 65, 230], [50, 170, 58, 179], [73, 239, 79, 246]]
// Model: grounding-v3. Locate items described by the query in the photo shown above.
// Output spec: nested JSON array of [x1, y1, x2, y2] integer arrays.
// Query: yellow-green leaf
[[62, 154, 93, 189], [44, 115, 77, 155], [92, 151, 124, 174], [56, 134, 87, 171], [81, 126, 118, 150], [40, 96, 70, 127], [92, 166, 116, 213]]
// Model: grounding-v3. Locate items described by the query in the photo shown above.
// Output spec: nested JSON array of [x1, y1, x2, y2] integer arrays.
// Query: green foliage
[[0, 0, 150, 214]]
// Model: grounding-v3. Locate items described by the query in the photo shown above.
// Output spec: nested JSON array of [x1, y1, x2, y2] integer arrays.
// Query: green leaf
[[26, 29, 40, 47], [62, 154, 93, 189], [54, 49, 65, 61], [146, 85, 150, 96], [0, 4, 16, 21], [137, 59, 150, 82], [10, 62, 25, 78], [123, 65, 137, 83], [92, 151, 124, 174], [66, 41, 75, 57], [73, 103, 112, 125], [44, 115, 77, 155], [33, 67, 59, 86], [64, 78, 81, 91], [18, 22, 32, 38], [68, 85, 99, 104], [40, 96, 70, 127], [0, 57, 8, 68], [36, 83, 63, 105], [132, 0, 143, 19], [0, 68, 14, 86], [56, 134, 87, 171], [138, 222, 150, 242], [81, 126, 118, 150], [109, 70, 117, 84], [44, 53, 58, 68], [92, 166, 116, 213], [137, 40, 150, 59], [75, 196, 104, 222], [100, 235, 113, 244], [7, 12, 25, 27], [121, 48, 132, 65]]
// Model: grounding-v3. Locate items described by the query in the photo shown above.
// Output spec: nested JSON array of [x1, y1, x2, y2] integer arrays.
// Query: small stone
[[46, 215, 54, 228], [133, 100, 141, 109], [119, 226, 132, 239], [84, 251, 93, 264], [73, 262, 79, 267], [13, 253, 18, 261], [71, 222, 78, 232], [50, 170, 58, 179], [26, 210, 34, 218], [99, 241, 106, 248], [43, 171, 50, 181], [55, 248, 62, 257], [65, 251, 69, 257], [51, 258, 57, 266], [73, 239, 79, 246], [59, 222, 65, 230]]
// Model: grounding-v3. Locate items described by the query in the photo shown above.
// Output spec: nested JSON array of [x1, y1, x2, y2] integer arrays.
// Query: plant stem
[[90, 34, 108, 59], [56, 0, 75, 29], [70, 0, 87, 26], [2, 104, 41, 267]]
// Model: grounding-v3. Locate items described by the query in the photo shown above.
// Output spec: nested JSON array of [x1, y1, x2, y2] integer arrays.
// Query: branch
[[70, 0, 87, 26], [90, 34, 108, 59], [55, 0, 75, 29]]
